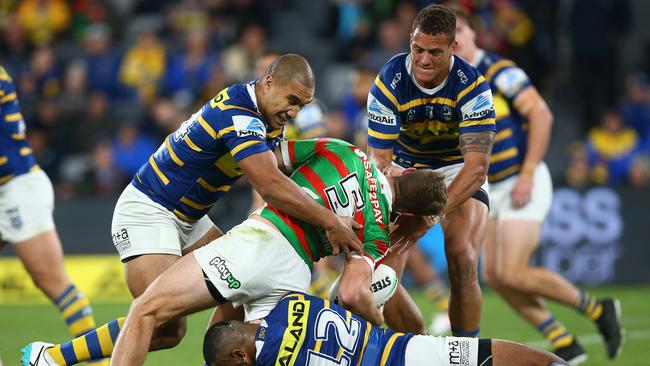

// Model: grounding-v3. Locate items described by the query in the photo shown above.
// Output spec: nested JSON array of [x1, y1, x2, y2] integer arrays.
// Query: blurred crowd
[[0, 0, 648, 199]]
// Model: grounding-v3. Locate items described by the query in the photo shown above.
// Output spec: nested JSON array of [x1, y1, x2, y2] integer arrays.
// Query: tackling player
[[22, 55, 361, 366], [24, 138, 447, 365], [366, 4, 495, 336], [0, 65, 108, 365], [203, 293, 569, 366], [452, 6, 623, 363]]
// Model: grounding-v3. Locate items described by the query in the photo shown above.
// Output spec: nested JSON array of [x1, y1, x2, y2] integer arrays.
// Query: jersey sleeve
[[457, 75, 497, 135], [367, 73, 401, 149], [492, 66, 532, 100], [202, 106, 272, 162], [278, 138, 352, 172], [0, 68, 26, 137]]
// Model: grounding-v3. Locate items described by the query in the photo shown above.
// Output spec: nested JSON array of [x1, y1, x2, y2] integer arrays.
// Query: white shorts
[[0, 170, 55, 243], [405, 336, 480, 366], [435, 162, 490, 205], [111, 183, 215, 260], [488, 162, 552, 221], [194, 218, 311, 322]]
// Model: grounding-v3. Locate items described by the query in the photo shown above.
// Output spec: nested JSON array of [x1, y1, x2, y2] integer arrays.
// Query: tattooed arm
[[445, 131, 496, 213]]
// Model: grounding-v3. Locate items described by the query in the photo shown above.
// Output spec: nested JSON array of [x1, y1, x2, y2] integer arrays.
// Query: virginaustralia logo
[[209, 256, 241, 289], [472, 94, 491, 111]]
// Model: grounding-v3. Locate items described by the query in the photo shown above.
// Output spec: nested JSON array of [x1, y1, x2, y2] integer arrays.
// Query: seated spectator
[[586, 109, 644, 186], [118, 28, 167, 104], [17, 0, 70, 45], [163, 30, 214, 106], [111, 122, 157, 178], [30, 46, 62, 99], [83, 24, 121, 100], [620, 72, 650, 153], [221, 23, 266, 83]]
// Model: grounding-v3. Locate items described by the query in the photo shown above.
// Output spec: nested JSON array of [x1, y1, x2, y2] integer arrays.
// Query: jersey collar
[[405, 53, 454, 95], [246, 82, 261, 113]]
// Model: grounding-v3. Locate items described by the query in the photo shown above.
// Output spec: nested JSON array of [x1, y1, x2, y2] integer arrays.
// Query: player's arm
[[367, 72, 403, 177], [337, 256, 384, 325], [446, 131, 495, 212], [239, 151, 362, 256], [514, 87, 553, 170]]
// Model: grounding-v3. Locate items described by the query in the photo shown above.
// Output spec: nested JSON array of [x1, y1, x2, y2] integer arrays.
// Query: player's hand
[[382, 163, 405, 177], [325, 216, 363, 258], [511, 174, 534, 208], [388, 214, 439, 255]]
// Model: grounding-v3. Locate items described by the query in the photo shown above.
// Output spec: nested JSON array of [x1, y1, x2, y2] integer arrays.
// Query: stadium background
[[1, 0, 649, 365]]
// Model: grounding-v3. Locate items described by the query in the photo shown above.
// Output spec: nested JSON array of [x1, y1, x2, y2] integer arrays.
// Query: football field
[[1, 286, 648, 365]]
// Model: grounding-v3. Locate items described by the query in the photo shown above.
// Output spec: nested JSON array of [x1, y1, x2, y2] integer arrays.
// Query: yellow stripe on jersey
[[217, 125, 235, 138], [1, 92, 16, 103], [0, 156, 7, 165], [30, 165, 40, 172], [490, 147, 518, 163], [0, 174, 14, 184], [231, 140, 261, 157], [374, 76, 400, 110], [368, 128, 399, 140], [267, 128, 283, 138], [275, 299, 310, 366], [214, 154, 243, 178], [5, 112, 22, 122], [197, 178, 231, 192], [459, 117, 495, 128], [11, 133, 25, 140], [198, 115, 217, 139], [380, 333, 403, 365], [494, 94, 511, 120], [19, 147, 32, 156], [165, 137, 184, 166], [374, 76, 457, 112], [488, 164, 520, 182], [149, 156, 170, 185], [456, 75, 486, 103], [396, 140, 457, 154], [173, 209, 196, 222], [180, 196, 213, 210], [356, 321, 372, 366], [484, 60, 516, 82], [495, 127, 513, 142], [183, 135, 202, 152], [221, 104, 260, 115]]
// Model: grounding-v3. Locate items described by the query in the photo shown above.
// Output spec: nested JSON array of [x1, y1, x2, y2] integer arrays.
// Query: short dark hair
[[265, 53, 315, 88], [411, 4, 456, 43], [203, 321, 241, 365], [444, 2, 472, 29], [393, 170, 447, 216]]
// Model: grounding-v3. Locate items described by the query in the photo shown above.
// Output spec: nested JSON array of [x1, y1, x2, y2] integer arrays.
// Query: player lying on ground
[[24, 138, 447, 366], [203, 292, 569, 366]]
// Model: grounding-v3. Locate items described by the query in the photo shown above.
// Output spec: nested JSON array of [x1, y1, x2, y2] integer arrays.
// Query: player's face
[[454, 18, 476, 61], [410, 28, 456, 88], [261, 76, 314, 130]]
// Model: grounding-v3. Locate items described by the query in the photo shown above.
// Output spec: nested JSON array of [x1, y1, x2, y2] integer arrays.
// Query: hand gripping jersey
[[260, 138, 391, 269], [255, 293, 413, 366], [472, 50, 533, 183], [0, 66, 39, 185], [367, 53, 496, 169], [132, 82, 284, 221]]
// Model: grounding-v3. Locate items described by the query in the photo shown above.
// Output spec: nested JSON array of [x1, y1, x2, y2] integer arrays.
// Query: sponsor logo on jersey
[[407, 109, 416, 122], [368, 97, 396, 125], [390, 72, 401, 89], [233, 115, 266, 139], [447, 339, 472, 365], [354, 149, 385, 226], [209, 256, 241, 289], [442, 105, 453, 121], [461, 90, 494, 120], [457, 69, 468, 84], [426, 105, 435, 120], [112, 228, 131, 252], [276, 299, 309, 366]]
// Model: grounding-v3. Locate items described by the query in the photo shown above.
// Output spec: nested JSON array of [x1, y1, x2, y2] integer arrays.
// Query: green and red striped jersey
[[260, 138, 392, 269]]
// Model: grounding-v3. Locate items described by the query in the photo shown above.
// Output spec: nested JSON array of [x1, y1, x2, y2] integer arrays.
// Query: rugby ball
[[328, 263, 398, 307]]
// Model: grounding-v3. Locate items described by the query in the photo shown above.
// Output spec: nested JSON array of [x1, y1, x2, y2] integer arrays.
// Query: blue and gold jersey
[[256, 293, 412, 366], [367, 53, 496, 169], [473, 50, 532, 183], [0, 66, 38, 185], [132, 82, 284, 221]]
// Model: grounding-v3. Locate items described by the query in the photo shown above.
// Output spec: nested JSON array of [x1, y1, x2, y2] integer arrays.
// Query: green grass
[[1, 286, 648, 365]]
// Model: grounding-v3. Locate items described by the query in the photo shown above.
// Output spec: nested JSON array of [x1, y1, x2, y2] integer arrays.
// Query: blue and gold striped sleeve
[[456, 74, 496, 135], [367, 73, 401, 150], [204, 107, 271, 162], [491, 64, 532, 101]]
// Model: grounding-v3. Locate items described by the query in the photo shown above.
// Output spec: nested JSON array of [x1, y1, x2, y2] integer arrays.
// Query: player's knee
[[446, 246, 478, 281]]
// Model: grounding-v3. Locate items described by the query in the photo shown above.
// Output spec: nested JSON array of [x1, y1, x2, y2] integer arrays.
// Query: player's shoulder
[[480, 52, 530, 97], [451, 55, 485, 86], [202, 83, 264, 126], [377, 53, 408, 84]]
